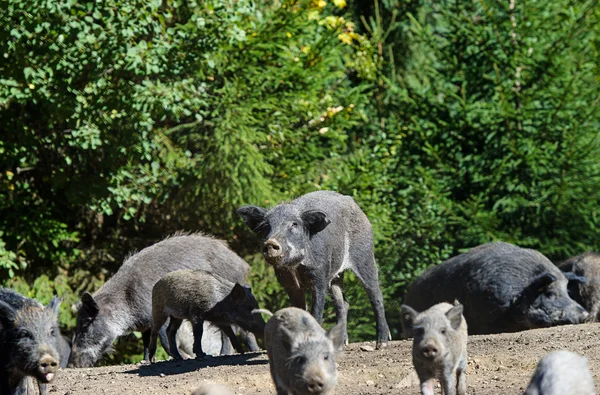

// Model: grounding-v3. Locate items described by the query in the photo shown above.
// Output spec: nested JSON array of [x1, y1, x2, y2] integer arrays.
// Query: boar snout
[[559, 303, 588, 325], [38, 354, 59, 382], [419, 342, 439, 359], [263, 239, 283, 259]]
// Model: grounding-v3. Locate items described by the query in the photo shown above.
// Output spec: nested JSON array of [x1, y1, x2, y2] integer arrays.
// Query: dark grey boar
[[0, 288, 62, 395], [558, 252, 600, 322], [238, 190, 390, 348], [524, 350, 595, 395], [69, 233, 253, 367], [190, 383, 234, 395], [401, 302, 468, 395], [148, 269, 265, 362], [264, 307, 345, 395], [404, 242, 588, 335]]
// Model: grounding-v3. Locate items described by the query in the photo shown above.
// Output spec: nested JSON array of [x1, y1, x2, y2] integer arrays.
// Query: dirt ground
[[49, 322, 600, 395]]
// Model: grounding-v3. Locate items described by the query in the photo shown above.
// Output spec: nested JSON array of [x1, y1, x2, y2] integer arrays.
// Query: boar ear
[[400, 304, 418, 336], [446, 304, 464, 330], [81, 292, 99, 317], [531, 273, 557, 293], [563, 272, 588, 285], [301, 210, 330, 235], [231, 283, 247, 301], [326, 322, 346, 352], [0, 300, 16, 329], [46, 296, 62, 316], [237, 206, 268, 234], [279, 325, 297, 352]]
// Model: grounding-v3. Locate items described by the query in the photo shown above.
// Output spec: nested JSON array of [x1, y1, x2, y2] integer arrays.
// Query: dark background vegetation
[[1, 0, 599, 363]]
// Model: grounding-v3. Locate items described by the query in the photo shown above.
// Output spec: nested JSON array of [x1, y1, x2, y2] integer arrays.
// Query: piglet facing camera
[[265, 307, 345, 395], [0, 288, 63, 395], [401, 302, 468, 395], [524, 350, 596, 395]]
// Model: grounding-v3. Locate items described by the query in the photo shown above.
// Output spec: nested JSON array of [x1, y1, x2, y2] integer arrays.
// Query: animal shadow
[[127, 352, 268, 377]]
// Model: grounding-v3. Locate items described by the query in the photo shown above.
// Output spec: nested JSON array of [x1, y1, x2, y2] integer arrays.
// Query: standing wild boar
[[404, 242, 588, 335], [264, 307, 345, 395], [558, 252, 600, 322], [401, 302, 468, 395], [524, 350, 595, 395], [237, 190, 390, 348], [69, 233, 253, 367], [148, 269, 265, 362], [0, 288, 62, 395]]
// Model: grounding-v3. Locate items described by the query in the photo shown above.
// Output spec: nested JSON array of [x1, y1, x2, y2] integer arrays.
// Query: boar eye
[[291, 222, 298, 228], [440, 328, 447, 335], [546, 291, 557, 300], [18, 329, 32, 339], [50, 328, 56, 337]]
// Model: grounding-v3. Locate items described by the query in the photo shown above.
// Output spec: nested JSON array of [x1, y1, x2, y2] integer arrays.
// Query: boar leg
[[351, 253, 390, 348], [149, 311, 169, 363], [38, 381, 48, 395], [241, 331, 260, 352], [419, 378, 435, 395], [441, 368, 457, 395], [310, 275, 328, 324], [330, 276, 349, 347], [218, 324, 245, 354], [166, 317, 184, 360], [275, 268, 307, 310], [219, 330, 233, 355], [456, 359, 467, 395], [191, 318, 207, 359]]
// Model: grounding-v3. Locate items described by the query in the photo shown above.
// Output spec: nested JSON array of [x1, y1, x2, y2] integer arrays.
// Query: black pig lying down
[[238, 190, 390, 349], [404, 242, 588, 336]]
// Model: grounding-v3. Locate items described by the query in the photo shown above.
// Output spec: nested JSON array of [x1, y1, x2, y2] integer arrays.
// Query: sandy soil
[[48, 322, 600, 395]]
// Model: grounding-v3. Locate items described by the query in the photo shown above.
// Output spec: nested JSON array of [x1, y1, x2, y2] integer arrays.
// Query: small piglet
[[265, 307, 345, 395], [401, 302, 468, 395], [524, 350, 596, 395], [148, 269, 265, 362], [190, 383, 234, 395]]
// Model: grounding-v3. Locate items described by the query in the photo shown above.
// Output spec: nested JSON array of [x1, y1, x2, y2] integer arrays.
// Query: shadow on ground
[[126, 352, 268, 377]]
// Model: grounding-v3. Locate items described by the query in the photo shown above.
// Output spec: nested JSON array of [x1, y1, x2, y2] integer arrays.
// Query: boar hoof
[[376, 341, 389, 350]]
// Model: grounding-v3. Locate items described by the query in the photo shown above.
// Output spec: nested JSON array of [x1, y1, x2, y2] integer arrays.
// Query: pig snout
[[38, 354, 59, 382], [306, 376, 325, 393], [562, 304, 589, 324], [419, 342, 439, 359], [263, 239, 283, 259]]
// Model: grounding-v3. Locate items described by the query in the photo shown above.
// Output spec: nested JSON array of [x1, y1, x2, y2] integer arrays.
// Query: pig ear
[[301, 210, 330, 235], [326, 322, 346, 352], [81, 292, 99, 317], [531, 273, 557, 293], [563, 272, 588, 284], [279, 325, 299, 352], [46, 296, 62, 316], [446, 304, 464, 330], [231, 283, 247, 301], [237, 206, 268, 234], [0, 300, 16, 329], [400, 305, 418, 336]]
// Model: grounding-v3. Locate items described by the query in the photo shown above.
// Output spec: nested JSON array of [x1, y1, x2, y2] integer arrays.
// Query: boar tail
[[252, 309, 273, 317]]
